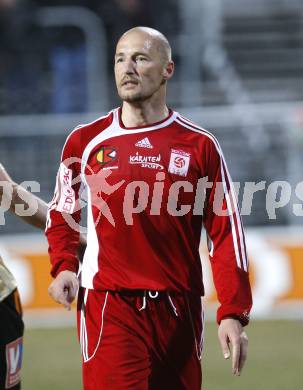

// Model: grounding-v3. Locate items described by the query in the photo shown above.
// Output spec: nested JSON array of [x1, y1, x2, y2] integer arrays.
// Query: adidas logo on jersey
[[135, 137, 153, 149]]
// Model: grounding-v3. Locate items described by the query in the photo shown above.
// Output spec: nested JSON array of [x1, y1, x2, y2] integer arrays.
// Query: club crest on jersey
[[5, 337, 23, 389], [168, 149, 191, 177], [129, 152, 164, 170], [135, 137, 153, 149], [96, 147, 118, 167]]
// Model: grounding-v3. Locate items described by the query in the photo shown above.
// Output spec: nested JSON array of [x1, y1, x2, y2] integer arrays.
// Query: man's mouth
[[121, 80, 139, 87]]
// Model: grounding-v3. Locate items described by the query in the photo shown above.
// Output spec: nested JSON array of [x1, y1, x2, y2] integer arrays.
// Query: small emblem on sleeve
[[5, 337, 23, 389], [168, 149, 191, 177], [56, 164, 76, 213]]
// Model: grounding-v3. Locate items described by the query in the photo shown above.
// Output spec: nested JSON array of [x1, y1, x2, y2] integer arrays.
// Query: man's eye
[[137, 56, 147, 62], [116, 58, 123, 63]]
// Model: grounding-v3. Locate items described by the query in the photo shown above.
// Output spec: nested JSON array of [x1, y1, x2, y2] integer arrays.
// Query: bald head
[[114, 26, 174, 104], [118, 26, 172, 63]]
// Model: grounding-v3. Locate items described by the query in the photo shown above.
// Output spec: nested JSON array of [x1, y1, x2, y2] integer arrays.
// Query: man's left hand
[[218, 318, 248, 376]]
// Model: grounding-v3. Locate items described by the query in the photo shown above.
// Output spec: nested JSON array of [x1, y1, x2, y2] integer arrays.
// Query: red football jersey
[[46, 108, 252, 324]]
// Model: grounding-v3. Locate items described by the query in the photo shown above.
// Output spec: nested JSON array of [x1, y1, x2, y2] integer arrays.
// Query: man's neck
[[121, 101, 169, 128]]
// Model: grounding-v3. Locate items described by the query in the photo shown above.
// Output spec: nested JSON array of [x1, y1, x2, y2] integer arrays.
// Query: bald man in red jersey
[[47, 27, 252, 390]]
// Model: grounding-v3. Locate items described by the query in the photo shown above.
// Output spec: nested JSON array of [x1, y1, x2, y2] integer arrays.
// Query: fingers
[[238, 332, 248, 373], [48, 282, 70, 310], [218, 318, 249, 377], [48, 271, 79, 310], [231, 336, 241, 376], [231, 331, 248, 375], [218, 331, 231, 359], [65, 277, 79, 307]]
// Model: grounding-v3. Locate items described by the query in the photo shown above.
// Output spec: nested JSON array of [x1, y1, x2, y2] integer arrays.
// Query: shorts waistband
[[112, 289, 167, 298], [112, 289, 180, 315]]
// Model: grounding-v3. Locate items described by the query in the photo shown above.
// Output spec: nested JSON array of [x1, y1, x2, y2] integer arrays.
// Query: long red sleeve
[[46, 128, 82, 278], [203, 139, 252, 326]]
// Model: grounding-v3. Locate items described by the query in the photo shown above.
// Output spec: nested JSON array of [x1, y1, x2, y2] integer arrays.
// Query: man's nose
[[124, 59, 136, 74]]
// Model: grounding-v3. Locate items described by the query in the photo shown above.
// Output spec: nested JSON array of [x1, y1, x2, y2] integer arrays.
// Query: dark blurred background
[[1, 0, 303, 233]]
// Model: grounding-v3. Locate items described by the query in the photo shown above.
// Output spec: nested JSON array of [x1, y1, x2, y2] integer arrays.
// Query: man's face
[[114, 32, 167, 103]]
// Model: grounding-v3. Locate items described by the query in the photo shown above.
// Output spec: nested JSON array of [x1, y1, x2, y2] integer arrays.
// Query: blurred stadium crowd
[[0, 0, 179, 114], [1, 0, 303, 233], [1, 0, 302, 114]]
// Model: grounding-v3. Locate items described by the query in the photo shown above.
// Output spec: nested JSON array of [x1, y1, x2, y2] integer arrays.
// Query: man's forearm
[[10, 181, 48, 229], [0, 163, 48, 229], [1, 163, 87, 259], [12, 183, 87, 259]]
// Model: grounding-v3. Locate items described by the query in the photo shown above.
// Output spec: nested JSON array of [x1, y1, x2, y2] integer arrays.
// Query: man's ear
[[163, 61, 174, 81]]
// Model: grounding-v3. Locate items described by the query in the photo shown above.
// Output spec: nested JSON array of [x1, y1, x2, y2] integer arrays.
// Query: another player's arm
[[0, 163, 86, 257], [0, 163, 47, 229], [202, 138, 252, 376]]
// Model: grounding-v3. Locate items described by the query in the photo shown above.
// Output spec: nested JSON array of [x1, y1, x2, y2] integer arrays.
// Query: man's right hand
[[48, 270, 79, 310]]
